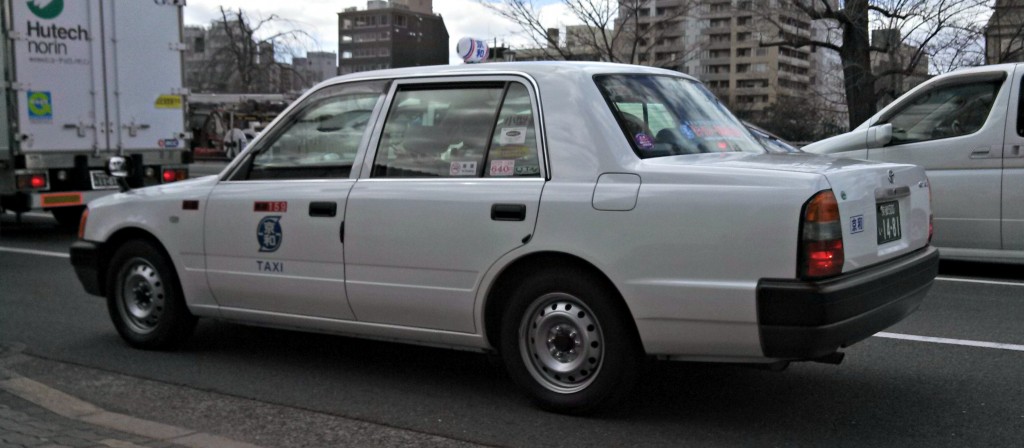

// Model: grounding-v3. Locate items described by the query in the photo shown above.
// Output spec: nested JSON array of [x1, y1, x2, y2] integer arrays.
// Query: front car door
[[873, 71, 1010, 251], [204, 81, 388, 320], [344, 77, 546, 333]]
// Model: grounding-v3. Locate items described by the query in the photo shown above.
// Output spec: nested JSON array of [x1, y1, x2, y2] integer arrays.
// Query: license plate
[[90, 171, 120, 190], [876, 200, 902, 244]]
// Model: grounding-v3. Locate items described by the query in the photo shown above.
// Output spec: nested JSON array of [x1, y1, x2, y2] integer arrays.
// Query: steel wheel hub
[[519, 293, 604, 394], [120, 259, 166, 334]]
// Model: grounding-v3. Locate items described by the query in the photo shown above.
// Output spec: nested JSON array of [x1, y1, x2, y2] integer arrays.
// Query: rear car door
[[1003, 65, 1024, 251], [872, 72, 1009, 250], [204, 81, 387, 319], [344, 77, 545, 333]]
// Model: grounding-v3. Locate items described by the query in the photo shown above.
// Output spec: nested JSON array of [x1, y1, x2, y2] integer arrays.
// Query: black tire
[[106, 240, 196, 350], [51, 206, 85, 231], [499, 266, 642, 414]]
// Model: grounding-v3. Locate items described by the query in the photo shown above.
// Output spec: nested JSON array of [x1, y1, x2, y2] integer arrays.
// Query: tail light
[[77, 208, 89, 239], [799, 190, 844, 279], [161, 168, 187, 183], [16, 173, 48, 190]]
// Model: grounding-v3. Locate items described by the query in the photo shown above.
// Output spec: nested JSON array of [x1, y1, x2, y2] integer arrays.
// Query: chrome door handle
[[969, 147, 991, 159]]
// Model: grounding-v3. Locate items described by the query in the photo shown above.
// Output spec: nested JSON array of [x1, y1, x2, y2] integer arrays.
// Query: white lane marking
[[0, 246, 69, 258], [876, 332, 1024, 352], [936, 276, 1024, 287]]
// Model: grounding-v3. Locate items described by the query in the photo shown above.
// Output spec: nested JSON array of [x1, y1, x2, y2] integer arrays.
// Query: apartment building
[[337, 0, 449, 75]]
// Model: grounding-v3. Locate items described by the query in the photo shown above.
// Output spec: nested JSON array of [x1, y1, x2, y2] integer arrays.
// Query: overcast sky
[[182, 0, 578, 65]]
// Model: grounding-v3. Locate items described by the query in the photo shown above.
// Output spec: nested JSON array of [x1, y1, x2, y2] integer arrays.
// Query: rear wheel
[[500, 267, 641, 414], [106, 240, 196, 349]]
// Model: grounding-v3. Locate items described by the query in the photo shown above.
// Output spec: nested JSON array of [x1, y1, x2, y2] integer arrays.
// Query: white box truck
[[0, 0, 190, 227]]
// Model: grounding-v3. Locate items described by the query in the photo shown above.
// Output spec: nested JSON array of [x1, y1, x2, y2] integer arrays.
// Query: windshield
[[594, 75, 766, 158]]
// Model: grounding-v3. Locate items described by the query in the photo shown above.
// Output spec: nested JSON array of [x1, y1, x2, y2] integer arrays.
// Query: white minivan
[[805, 63, 1024, 264]]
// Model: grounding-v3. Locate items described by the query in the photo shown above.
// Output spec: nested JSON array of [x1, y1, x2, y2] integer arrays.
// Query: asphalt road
[[1, 211, 1022, 447]]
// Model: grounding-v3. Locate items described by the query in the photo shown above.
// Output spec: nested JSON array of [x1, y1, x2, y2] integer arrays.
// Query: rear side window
[[594, 74, 765, 158], [372, 81, 541, 178], [883, 80, 1002, 145]]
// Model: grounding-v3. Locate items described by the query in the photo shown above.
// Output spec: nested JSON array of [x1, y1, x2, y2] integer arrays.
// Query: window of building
[[736, 48, 751, 57]]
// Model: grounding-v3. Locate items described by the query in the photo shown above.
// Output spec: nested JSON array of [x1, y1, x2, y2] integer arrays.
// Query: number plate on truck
[[90, 171, 120, 190], [876, 200, 902, 244]]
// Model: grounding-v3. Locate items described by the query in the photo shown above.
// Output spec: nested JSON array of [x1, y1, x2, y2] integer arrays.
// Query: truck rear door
[[103, 0, 186, 152], [9, 0, 106, 152]]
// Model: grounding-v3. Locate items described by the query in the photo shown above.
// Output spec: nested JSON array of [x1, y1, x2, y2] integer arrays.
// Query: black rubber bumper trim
[[70, 240, 103, 297], [757, 246, 939, 359]]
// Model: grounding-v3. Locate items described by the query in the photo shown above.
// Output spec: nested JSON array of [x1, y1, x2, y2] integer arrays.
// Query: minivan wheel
[[107, 240, 196, 350], [500, 268, 640, 414]]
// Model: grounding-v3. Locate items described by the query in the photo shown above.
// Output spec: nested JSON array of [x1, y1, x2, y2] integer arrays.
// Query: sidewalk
[[0, 343, 482, 448]]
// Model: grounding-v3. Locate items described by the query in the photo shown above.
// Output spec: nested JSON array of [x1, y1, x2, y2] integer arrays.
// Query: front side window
[[595, 74, 765, 158], [883, 80, 1001, 145], [232, 81, 387, 181], [372, 81, 541, 178]]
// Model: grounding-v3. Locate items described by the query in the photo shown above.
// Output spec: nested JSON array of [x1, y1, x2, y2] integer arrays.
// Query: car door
[[344, 77, 545, 333], [1003, 65, 1024, 251], [204, 80, 388, 319], [872, 72, 1010, 250]]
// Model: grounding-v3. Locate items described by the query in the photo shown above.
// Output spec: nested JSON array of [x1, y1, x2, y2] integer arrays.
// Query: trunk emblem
[[887, 170, 895, 184]]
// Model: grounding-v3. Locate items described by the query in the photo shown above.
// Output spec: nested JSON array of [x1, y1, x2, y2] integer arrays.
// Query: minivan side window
[[231, 81, 387, 180], [884, 80, 1001, 145], [372, 81, 542, 178]]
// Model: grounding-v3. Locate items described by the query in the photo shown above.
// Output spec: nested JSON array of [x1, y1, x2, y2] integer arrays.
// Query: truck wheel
[[106, 240, 196, 350], [51, 206, 85, 231], [500, 267, 641, 414]]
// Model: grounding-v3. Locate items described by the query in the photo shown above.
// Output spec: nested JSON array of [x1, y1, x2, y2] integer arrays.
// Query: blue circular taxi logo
[[27, 0, 63, 20], [257, 216, 282, 252]]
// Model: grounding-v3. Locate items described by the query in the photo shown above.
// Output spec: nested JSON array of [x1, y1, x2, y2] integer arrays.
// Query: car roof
[[327, 61, 697, 84]]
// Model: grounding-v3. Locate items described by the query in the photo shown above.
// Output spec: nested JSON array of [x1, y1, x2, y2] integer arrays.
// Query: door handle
[[1011, 145, 1023, 158], [491, 203, 526, 221], [309, 201, 337, 217], [969, 147, 991, 159]]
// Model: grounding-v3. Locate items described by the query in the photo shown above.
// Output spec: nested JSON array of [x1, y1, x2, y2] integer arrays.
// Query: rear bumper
[[70, 240, 104, 297], [756, 246, 939, 359]]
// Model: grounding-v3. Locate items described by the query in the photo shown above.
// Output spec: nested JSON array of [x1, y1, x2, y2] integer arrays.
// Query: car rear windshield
[[594, 74, 765, 158]]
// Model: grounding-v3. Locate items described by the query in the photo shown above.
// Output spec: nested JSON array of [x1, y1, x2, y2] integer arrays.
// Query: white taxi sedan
[[71, 62, 938, 414]]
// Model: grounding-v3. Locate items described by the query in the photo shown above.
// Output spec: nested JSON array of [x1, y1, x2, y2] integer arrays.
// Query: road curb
[[0, 375, 262, 448]]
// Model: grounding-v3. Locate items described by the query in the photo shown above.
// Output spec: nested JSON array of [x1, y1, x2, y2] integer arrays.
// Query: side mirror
[[105, 156, 129, 177], [105, 156, 132, 192], [868, 123, 893, 148]]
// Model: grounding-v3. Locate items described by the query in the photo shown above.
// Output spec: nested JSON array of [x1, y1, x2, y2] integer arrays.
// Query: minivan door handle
[[969, 147, 991, 159], [491, 203, 526, 221], [309, 201, 337, 217]]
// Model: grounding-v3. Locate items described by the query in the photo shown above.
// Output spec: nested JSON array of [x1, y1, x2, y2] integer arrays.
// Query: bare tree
[[757, 0, 990, 129], [481, 0, 703, 70], [193, 7, 315, 93]]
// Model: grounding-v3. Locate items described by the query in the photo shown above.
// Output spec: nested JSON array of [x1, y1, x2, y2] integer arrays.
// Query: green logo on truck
[[27, 0, 63, 20], [27, 91, 53, 121]]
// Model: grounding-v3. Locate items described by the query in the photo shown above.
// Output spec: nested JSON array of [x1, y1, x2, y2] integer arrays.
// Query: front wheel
[[500, 268, 641, 414], [106, 240, 196, 350]]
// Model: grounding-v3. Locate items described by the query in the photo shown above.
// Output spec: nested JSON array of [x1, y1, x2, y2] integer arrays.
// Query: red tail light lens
[[16, 173, 48, 190], [800, 190, 844, 279], [161, 169, 187, 183]]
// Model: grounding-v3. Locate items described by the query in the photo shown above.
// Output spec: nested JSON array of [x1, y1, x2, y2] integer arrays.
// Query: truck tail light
[[16, 173, 48, 190], [77, 208, 89, 239], [799, 190, 844, 279], [161, 168, 187, 183]]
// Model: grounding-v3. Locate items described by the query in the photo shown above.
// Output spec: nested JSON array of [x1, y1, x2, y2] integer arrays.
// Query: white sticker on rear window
[[499, 127, 527, 145], [450, 161, 477, 176], [489, 159, 515, 176]]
